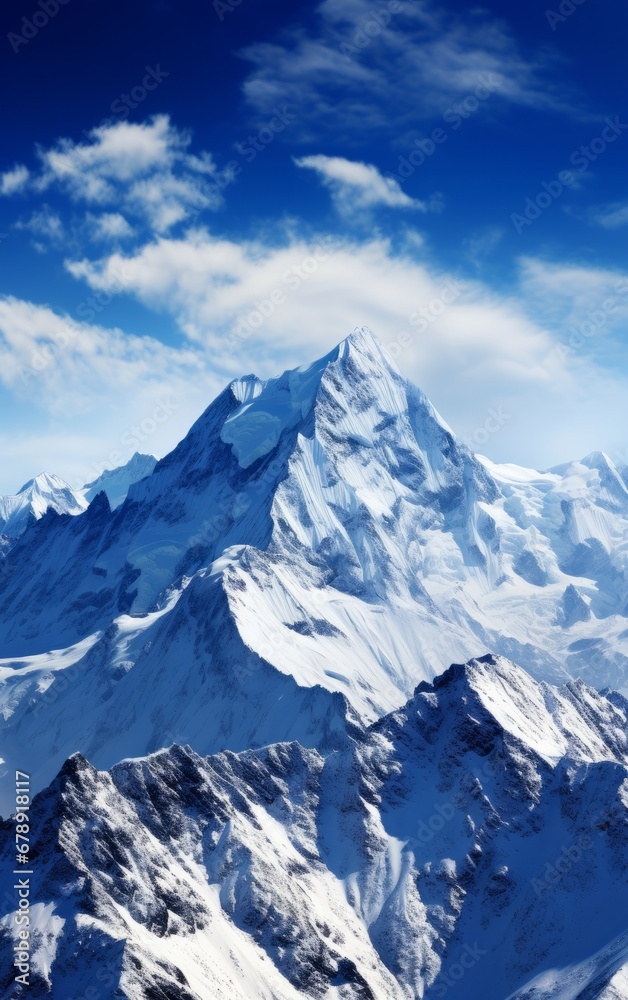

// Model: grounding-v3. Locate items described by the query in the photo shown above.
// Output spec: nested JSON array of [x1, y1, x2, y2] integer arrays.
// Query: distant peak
[[18, 471, 66, 495], [580, 450, 615, 470]]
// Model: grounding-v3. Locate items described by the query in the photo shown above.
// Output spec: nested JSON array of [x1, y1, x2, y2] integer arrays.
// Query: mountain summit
[[0, 470, 87, 540], [0, 328, 627, 810]]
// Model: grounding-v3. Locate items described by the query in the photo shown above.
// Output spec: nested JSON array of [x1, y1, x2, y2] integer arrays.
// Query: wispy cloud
[[588, 201, 628, 229], [0, 165, 30, 196], [0, 294, 218, 490], [240, 0, 586, 140], [16, 205, 65, 251], [88, 212, 136, 241], [518, 257, 628, 336], [0, 295, 204, 405], [462, 227, 504, 267], [293, 153, 426, 214]]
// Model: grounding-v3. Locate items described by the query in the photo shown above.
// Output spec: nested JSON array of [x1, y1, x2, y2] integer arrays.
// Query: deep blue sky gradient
[[1, 0, 626, 298], [0, 0, 626, 490]]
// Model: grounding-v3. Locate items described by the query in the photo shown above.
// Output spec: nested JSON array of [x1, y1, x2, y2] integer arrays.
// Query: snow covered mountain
[[0, 471, 87, 541], [1, 328, 628, 813], [1, 655, 626, 999], [81, 452, 157, 509]]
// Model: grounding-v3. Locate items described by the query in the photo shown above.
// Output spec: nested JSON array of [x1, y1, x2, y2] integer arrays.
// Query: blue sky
[[0, 0, 627, 493]]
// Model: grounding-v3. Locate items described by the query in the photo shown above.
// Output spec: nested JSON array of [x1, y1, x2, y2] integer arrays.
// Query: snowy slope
[[508, 932, 628, 1000], [0, 471, 87, 539], [81, 452, 157, 508], [1, 655, 626, 999], [1, 329, 628, 814]]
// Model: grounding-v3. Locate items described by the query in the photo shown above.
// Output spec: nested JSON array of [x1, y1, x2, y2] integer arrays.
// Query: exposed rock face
[[1, 655, 627, 999]]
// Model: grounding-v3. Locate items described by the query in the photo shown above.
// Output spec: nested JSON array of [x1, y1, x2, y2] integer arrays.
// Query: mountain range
[[0, 472, 87, 543], [0, 453, 157, 553], [0, 328, 626, 998], [1, 654, 626, 998]]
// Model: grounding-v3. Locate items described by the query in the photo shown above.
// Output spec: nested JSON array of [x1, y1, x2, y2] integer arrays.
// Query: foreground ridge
[[1, 655, 626, 998]]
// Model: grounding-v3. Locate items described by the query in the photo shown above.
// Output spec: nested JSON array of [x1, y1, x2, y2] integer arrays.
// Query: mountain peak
[[0, 470, 87, 540], [220, 328, 398, 471], [580, 449, 614, 470], [83, 452, 158, 508], [337, 325, 405, 374], [409, 653, 628, 768], [340, 325, 391, 356], [18, 471, 66, 495]]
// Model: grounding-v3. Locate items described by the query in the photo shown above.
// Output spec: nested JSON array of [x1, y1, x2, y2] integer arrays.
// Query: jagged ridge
[[1, 655, 626, 999]]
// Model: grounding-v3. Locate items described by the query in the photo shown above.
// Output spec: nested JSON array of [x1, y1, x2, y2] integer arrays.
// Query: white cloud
[[0, 165, 30, 196], [126, 172, 217, 232], [0, 295, 204, 403], [37, 115, 183, 193], [0, 295, 222, 492], [16, 206, 65, 249], [61, 228, 628, 468], [88, 212, 135, 241], [240, 0, 585, 140], [294, 154, 426, 213], [517, 257, 628, 380], [7, 116, 224, 233], [518, 257, 628, 325]]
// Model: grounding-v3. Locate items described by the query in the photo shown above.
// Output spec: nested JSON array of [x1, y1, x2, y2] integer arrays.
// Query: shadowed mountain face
[[0, 328, 627, 814], [1, 655, 626, 999]]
